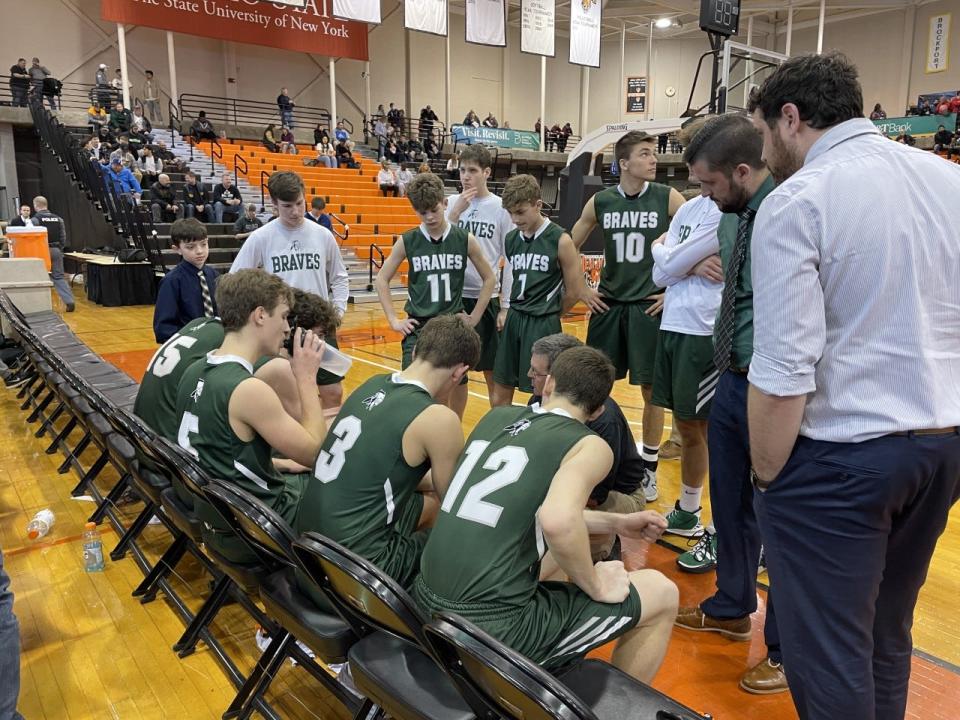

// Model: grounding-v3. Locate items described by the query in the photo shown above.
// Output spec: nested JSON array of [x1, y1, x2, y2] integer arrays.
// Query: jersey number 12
[[441, 441, 529, 528]]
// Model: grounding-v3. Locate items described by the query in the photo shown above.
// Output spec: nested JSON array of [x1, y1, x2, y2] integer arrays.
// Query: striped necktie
[[713, 207, 756, 374], [198, 270, 214, 318]]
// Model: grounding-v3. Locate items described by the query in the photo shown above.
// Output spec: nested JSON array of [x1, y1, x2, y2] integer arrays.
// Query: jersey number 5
[[148, 334, 199, 378], [441, 441, 529, 528], [315, 415, 362, 483], [613, 231, 644, 263]]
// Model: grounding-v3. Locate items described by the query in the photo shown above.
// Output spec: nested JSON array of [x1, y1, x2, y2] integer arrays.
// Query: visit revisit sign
[[101, 0, 369, 60]]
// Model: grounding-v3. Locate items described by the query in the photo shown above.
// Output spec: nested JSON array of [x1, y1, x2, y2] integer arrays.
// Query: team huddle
[[134, 128, 732, 687]]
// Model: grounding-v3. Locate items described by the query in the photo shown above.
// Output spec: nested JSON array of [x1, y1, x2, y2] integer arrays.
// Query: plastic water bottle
[[26, 509, 55, 540], [82, 522, 105, 572]]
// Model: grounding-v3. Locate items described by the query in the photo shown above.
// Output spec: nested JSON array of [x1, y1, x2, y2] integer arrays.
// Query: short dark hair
[[682, 113, 764, 173], [216, 269, 293, 332], [267, 171, 305, 202], [459, 144, 493, 170], [614, 131, 656, 165], [747, 51, 863, 129], [531, 333, 583, 370], [291, 289, 340, 334], [170, 218, 207, 246], [311, 196, 326, 211], [406, 172, 445, 213], [549, 346, 614, 415], [412, 315, 481, 369]]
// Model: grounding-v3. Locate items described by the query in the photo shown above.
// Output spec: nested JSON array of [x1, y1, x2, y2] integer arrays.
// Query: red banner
[[101, 0, 368, 61]]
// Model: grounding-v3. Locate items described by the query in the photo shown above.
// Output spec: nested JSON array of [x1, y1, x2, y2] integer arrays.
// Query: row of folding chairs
[[0, 289, 708, 720]]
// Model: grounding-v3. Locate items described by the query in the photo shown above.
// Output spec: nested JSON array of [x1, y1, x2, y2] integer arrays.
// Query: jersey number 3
[[315, 415, 362, 483], [441, 441, 529, 528]]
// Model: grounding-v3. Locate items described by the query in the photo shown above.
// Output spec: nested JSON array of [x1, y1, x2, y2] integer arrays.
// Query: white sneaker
[[641, 467, 659, 502]]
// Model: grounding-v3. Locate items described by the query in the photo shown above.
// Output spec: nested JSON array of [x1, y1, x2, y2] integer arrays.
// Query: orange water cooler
[[6, 226, 52, 272]]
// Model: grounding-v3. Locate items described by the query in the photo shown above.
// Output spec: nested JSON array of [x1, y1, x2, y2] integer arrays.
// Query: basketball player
[[229, 171, 348, 417], [651, 175, 723, 571], [571, 131, 686, 502], [491, 174, 585, 406], [446, 144, 515, 411], [415, 346, 678, 684], [295, 315, 480, 589], [374, 172, 495, 416], [174, 269, 327, 563]]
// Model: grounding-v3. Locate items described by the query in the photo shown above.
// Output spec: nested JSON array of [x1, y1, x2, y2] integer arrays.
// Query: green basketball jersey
[[403, 224, 469, 318], [174, 353, 283, 503], [134, 317, 225, 440], [295, 373, 434, 563], [593, 183, 671, 303], [416, 405, 593, 616], [504, 220, 565, 317]]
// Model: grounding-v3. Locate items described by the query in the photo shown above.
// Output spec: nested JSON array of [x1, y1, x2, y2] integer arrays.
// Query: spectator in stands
[[464, 110, 481, 127], [535, 117, 542, 135], [336, 139, 359, 169], [262, 123, 280, 153], [312, 123, 326, 146], [424, 135, 439, 160], [547, 123, 561, 151], [657, 132, 669, 154], [278, 87, 295, 128], [917, 97, 932, 115], [153, 218, 218, 342], [94, 63, 111, 106], [314, 135, 336, 168], [397, 164, 414, 197], [87, 100, 107, 131], [332, 120, 348, 144], [406, 135, 426, 162], [142, 70, 162, 123], [234, 203, 263, 241], [950, 92, 960, 116], [446, 152, 460, 179], [387, 102, 403, 131], [419, 104, 438, 140], [870, 103, 887, 120], [934, 124, 954, 153], [97, 125, 114, 149], [139, 146, 160, 187], [112, 138, 142, 183], [131, 106, 153, 139], [190, 111, 218, 141], [85, 136, 103, 163], [109, 102, 132, 133], [374, 116, 388, 157], [305, 197, 334, 232], [502, 121, 512, 129], [9, 204, 32, 227], [9, 58, 30, 107], [111, 68, 132, 102], [150, 174, 182, 222], [385, 134, 402, 164], [31, 196, 75, 311], [377, 159, 399, 197], [936, 95, 951, 115], [417, 161, 431, 174], [280, 126, 297, 154], [182, 171, 210, 223], [560, 122, 573, 152], [213, 173, 243, 224], [153, 140, 186, 174], [482, 112, 499, 128], [28, 58, 53, 109]]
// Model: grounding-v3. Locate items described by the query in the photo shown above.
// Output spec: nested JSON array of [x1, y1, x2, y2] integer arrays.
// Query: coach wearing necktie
[[673, 114, 786, 695], [747, 53, 960, 720]]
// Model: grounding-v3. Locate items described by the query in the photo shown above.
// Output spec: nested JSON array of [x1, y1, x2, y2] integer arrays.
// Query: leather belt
[[891, 427, 958, 437], [728, 366, 750, 375]]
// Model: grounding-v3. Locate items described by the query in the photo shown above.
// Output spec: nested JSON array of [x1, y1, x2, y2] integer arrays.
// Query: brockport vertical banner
[[569, 0, 601, 67], [100, 0, 369, 60]]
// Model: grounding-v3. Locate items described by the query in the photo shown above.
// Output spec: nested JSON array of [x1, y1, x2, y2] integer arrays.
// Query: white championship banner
[[569, 0, 601, 67], [466, 0, 506, 46], [927, 14, 951, 73], [521, 0, 555, 56], [333, 0, 380, 24], [405, 0, 448, 36]]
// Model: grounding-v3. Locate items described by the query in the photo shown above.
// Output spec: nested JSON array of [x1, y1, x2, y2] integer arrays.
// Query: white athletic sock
[[679, 483, 702, 513]]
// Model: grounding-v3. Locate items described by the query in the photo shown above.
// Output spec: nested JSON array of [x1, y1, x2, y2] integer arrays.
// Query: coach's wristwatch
[[750, 468, 773, 493]]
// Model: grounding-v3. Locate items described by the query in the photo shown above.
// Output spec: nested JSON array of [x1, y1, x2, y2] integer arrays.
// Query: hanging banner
[[626, 77, 646, 114], [521, 0, 555, 56], [333, 0, 380, 24], [100, 0, 368, 61], [466, 0, 506, 46], [569, 0, 601, 68], [927, 14, 951, 73], [405, 0, 448, 36]]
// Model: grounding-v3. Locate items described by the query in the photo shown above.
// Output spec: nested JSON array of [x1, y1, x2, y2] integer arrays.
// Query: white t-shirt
[[229, 218, 350, 316], [446, 192, 514, 301], [651, 194, 723, 336]]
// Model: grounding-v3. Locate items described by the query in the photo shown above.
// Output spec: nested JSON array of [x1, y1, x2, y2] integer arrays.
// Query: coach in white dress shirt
[[746, 52, 960, 720]]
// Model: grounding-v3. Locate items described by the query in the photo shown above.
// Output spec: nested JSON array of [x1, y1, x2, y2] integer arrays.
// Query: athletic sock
[[641, 444, 660, 473], [679, 484, 703, 513]]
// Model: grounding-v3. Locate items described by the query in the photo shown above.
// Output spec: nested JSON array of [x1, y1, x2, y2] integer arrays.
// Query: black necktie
[[713, 208, 756, 374], [198, 270, 214, 318]]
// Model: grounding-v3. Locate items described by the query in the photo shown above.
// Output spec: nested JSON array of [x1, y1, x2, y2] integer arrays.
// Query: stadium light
[[655, 17, 673, 28]]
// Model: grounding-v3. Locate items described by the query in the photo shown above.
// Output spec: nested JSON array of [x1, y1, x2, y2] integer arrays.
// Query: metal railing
[[179, 93, 332, 132], [233, 153, 248, 188], [328, 213, 349, 245], [2, 74, 125, 113], [366, 243, 385, 292], [259, 170, 271, 211], [168, 99, 180, 148], [209, 139, 223, 176]]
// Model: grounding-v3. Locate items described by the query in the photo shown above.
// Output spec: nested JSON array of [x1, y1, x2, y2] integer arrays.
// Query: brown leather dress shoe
[[674, 606, 752, 641], [659, 437, 683, 460], [739, 657, 789, 694]]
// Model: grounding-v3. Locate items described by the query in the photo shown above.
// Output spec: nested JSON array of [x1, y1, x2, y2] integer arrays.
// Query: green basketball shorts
[[651, 330, 718, 420], [586, 301, 661, 386], [461, 296, 501, 372], [492, 309, 562, 393]]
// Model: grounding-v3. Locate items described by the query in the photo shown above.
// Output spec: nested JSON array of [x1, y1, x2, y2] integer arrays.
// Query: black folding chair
[[200, 479, 365, 720], [425, 612, 709, 720], [292, 532, 476, 720]]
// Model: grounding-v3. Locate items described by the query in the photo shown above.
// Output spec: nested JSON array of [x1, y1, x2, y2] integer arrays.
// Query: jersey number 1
[[441, 441, 529, 528], [613, 231, 644, 263]]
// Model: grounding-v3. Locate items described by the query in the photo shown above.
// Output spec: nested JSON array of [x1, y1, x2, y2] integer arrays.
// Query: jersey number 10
[[613, 231, 645, 263]]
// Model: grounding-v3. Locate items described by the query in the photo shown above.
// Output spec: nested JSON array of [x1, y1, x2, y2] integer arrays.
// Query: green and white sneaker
[[677, 529, 717, 574], [641, 468, 658, 502], [665, 501, 704, 537]]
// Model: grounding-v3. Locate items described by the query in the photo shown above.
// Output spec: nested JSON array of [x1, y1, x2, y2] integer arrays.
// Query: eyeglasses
[[527, 368, 549, 378]]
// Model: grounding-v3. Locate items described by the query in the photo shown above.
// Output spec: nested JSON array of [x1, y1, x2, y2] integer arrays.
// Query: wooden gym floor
[[2, 292, 959, 719]]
